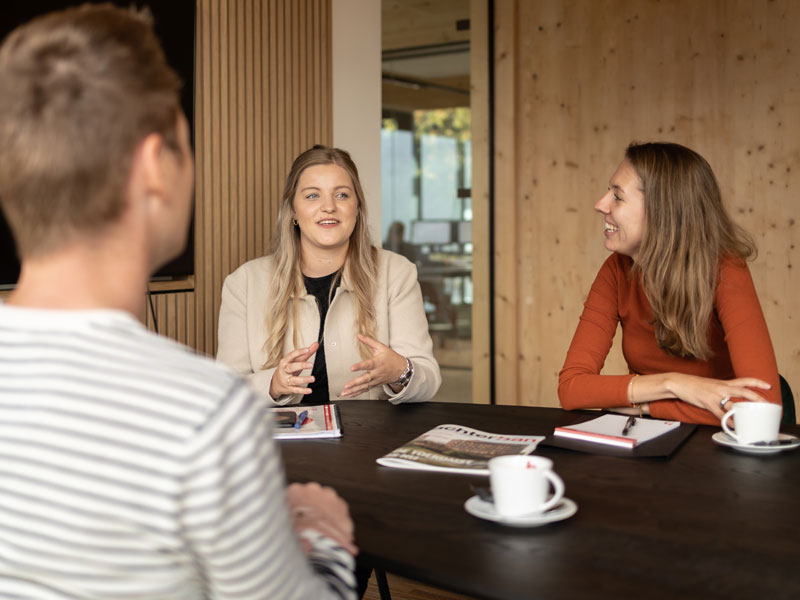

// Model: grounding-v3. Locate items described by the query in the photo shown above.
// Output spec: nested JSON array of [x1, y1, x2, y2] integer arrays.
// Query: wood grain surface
[[280, 401, 800, 600]]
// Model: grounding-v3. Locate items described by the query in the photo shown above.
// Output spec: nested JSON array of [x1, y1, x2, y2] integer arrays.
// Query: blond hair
[[262, 145, 377, 367], [0, 4, 182, 257], [627, 142, 756, 359]]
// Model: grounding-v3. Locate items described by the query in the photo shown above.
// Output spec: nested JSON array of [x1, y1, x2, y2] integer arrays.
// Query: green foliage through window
[[413, 108, 471, 142]]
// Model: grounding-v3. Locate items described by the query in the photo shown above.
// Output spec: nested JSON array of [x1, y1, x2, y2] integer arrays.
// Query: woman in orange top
[[558, 142, 780, 425]]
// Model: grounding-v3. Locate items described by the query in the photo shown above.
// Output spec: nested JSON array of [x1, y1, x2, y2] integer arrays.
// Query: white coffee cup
[[721, 402, 782, 445], [488, 455, 564, 518]]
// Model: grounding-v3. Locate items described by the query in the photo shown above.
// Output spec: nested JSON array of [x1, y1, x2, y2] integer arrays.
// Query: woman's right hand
[[269, 342, 319, 398]]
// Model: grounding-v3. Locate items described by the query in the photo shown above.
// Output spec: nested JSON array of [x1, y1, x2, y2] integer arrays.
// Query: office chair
[[780, 374, 796, 426]]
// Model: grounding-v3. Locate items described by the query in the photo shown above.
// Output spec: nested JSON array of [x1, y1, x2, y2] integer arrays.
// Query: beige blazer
[[217, 249, 441, 405]]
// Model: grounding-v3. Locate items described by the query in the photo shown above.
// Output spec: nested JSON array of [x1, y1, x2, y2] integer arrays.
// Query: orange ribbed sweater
[[558, 253, 780, 425]]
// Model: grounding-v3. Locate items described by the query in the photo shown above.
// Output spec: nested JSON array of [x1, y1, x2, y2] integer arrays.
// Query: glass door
[[381, 2, 478, 403]]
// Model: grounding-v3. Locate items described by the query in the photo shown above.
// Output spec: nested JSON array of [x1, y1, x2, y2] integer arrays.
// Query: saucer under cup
[[712, 431, 800, 455], [464, 495, 578, 527]]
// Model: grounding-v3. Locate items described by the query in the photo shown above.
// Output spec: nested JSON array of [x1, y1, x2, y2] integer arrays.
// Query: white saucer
[[712, 432, 800, 455], [464, 495, 578, 527]]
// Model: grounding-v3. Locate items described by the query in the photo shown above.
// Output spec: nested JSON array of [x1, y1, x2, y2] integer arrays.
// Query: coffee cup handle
[[721, 408, 738, 442], [540, 471, 565, 512]]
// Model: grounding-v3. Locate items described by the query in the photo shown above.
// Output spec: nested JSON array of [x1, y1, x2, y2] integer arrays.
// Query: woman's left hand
[[340, 334, 408, 398]]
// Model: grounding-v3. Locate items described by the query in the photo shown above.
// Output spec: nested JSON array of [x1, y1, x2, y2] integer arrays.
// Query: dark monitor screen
[[0, 0, 196, 289]]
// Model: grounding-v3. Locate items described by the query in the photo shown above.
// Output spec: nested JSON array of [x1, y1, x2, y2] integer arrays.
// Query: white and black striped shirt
[[0, 305, 355, 599]]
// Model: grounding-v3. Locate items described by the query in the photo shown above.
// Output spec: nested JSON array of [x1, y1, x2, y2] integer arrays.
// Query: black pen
[[622, 415, 637, 436]]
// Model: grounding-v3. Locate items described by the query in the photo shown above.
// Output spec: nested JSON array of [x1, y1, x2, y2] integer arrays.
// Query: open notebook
[[272, 404, 342, 440], [554, 414, 680, 449]]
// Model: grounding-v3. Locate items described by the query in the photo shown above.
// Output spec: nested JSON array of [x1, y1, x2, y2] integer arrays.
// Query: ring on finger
[[720, 396, 731, 409], [366, 371, 372, 382]]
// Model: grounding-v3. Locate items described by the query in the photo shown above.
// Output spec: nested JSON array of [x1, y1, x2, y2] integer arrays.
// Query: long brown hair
[[262, 145, 377, 368], [627, 142, 756, 359]]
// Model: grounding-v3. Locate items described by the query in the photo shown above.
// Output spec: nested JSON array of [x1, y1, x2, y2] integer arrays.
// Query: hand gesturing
[[340, 334, 407, 398], [269, 342, 319, 398]]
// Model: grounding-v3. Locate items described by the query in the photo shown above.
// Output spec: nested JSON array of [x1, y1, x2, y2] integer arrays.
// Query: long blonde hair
[[628, 142, 756, 359], [262, 145, 377, 368]]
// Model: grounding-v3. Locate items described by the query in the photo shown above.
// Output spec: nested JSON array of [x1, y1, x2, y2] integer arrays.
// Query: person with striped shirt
[[0, 5, 356, 599]]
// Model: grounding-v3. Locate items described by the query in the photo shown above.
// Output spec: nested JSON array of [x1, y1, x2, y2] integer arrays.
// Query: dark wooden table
[[279, 401, 800, 600]]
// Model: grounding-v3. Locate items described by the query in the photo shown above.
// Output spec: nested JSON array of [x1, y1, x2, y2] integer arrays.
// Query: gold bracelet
[[627, 374, 639, 406]]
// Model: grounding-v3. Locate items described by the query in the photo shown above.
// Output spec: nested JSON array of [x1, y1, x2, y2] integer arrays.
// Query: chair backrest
[[779, 374, 796, 426]]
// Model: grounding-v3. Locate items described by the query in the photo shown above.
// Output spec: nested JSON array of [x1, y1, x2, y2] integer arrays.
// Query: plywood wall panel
[[495, 0, 800, 419], [493, 0, 521, 405], [146, 0, 333, 359]]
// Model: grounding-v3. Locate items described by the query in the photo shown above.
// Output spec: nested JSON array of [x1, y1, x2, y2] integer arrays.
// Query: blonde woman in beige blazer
[[217, 146, 441, 405]]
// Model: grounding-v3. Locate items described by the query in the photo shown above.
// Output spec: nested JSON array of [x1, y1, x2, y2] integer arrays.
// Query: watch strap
[[391, 357, 413, 387]]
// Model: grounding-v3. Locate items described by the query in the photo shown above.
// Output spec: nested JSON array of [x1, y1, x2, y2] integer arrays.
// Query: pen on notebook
[[294, 410, 308, 430], [622, 415, 637, 436]]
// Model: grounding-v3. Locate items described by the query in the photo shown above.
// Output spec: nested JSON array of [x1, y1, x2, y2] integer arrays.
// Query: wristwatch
[[390, 357, 414, 387]]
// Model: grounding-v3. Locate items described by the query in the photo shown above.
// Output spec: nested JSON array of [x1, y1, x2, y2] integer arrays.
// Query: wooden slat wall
[[494, 0, 800, 419], [470, 0, 490, 405], [146, 0, 332, 357]]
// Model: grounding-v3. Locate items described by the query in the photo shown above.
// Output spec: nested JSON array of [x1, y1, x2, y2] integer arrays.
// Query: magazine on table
[[272, 404, 342, 440], [553, 414, 680, 449], [377, 424, 545, 475]]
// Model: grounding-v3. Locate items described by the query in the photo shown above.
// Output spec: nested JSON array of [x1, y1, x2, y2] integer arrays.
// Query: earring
[[292, 218, 298, 226]]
